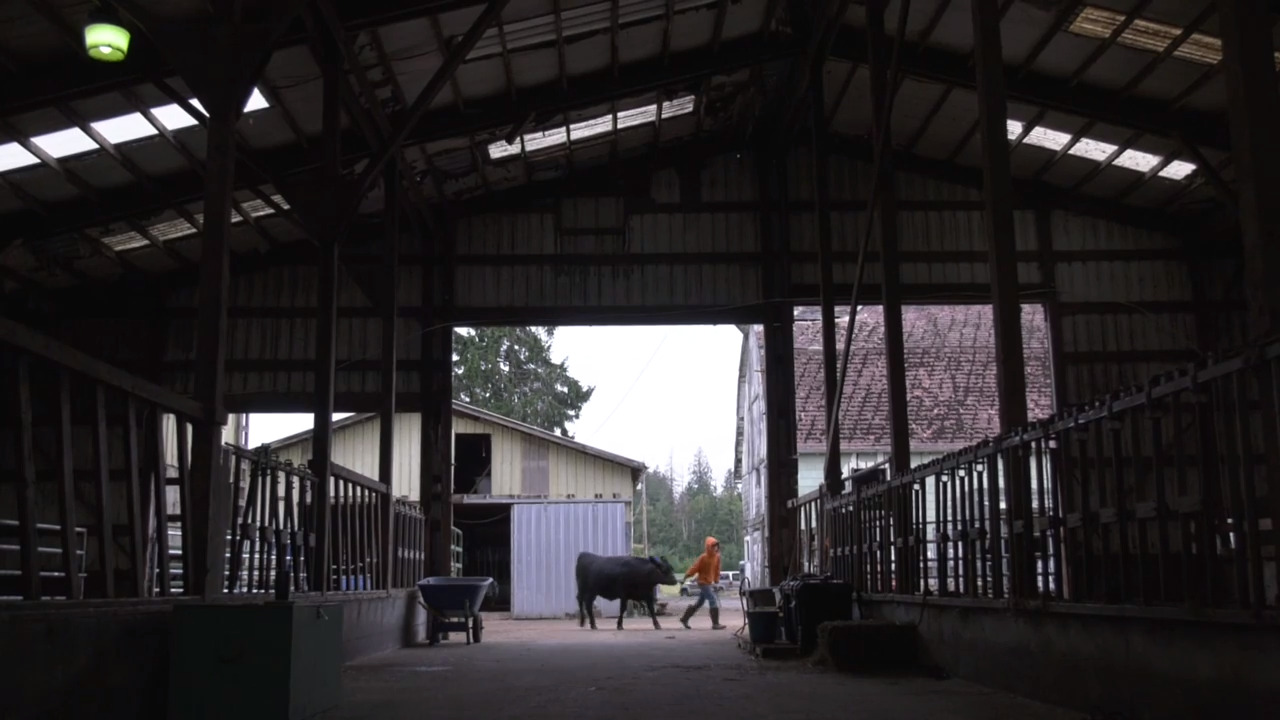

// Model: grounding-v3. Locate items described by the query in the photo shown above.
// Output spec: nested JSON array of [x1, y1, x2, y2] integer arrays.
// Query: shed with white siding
[[265, 402, 645, 615]]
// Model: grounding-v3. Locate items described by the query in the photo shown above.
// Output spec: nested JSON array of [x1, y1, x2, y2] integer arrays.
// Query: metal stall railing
[[793, 339, 1280, 621]]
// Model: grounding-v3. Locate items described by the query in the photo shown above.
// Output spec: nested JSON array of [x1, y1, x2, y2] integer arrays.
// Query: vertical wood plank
[[57, 370, 82, 600], [124, 398, 148, 597], [93, 386, 116, 598], [15, 356, 41, 601]]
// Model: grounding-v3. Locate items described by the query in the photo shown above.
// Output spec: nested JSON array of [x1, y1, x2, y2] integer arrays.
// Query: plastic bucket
[[746, 609, 779, 645]]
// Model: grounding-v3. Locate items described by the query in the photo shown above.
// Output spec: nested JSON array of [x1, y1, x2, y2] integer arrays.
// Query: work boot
[[710, 607, 726, 630], [679, 605, 696, 629]]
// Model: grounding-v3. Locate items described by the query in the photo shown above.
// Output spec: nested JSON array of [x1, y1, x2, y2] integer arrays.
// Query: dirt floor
[[319, 604, 1083, 720]]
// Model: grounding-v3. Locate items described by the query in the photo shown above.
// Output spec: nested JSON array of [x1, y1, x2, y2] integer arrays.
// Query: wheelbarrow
[[415, 576, 495, 645]]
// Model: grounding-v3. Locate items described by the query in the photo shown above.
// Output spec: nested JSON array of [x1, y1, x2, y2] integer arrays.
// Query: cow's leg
[[585, 594, 598, 630], [617, 598, 627, 630], [577, 593, 586, 628], [646, 597, 661, 630]]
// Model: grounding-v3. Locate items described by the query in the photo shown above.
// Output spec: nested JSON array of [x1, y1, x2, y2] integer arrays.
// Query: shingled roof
[[774, 305, 1054, 453]]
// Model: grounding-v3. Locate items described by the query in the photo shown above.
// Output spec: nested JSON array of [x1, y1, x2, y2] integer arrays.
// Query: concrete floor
[[319, 605, 1083, 720]]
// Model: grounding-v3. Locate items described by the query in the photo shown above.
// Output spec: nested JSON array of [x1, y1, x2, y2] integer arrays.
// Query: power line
[[584, 332, 670, 441]]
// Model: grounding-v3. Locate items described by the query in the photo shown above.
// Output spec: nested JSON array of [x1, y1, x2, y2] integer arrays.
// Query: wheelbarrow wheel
[[472, 614, 483, 644]]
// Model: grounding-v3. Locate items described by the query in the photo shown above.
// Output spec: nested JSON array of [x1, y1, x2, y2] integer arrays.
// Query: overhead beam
[[827, 27, 1232, 153], [2, 35, 798, 247]]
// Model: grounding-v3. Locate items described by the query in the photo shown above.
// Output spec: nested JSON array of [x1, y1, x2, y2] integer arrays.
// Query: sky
[[245, 325, 745, 485]]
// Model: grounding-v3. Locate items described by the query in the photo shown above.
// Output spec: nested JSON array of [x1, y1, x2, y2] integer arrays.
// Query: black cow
[[575, 552, 678, 630]]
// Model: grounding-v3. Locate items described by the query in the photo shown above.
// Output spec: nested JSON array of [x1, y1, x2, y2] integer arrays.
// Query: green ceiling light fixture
[[84, 4, 131, 63]]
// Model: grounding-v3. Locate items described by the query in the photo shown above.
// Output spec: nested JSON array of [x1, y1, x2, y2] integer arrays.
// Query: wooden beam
[[344, 1, 512, 228], [1216, 0, 1280, 341], [379, 159, 400, 591], [971, 0, 1032, 600], [308, 37, 343, 595], [867, 0, 910, 477]]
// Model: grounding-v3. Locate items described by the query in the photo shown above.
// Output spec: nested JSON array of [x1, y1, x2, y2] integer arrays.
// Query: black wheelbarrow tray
[[415, 576, 496, 645]]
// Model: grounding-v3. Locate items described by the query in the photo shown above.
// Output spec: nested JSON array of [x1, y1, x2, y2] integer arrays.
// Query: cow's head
[[648, 556, 678, 585]]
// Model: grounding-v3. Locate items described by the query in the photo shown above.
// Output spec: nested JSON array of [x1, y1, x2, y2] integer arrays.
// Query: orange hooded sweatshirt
[[686, 536, 722, 585]]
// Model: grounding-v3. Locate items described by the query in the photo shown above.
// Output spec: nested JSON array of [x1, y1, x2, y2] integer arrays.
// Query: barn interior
[[1, 0, 1278, 718]]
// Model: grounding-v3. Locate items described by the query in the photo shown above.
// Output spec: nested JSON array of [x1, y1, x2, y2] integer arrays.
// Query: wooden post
[[186, 96, 238, 599], [812, 75, 842, 500], [758, 152, 797, 585], [309, 39, 342, 595], [971, 0, 1033, 600], [1216, 0, 1280, 342], [1216, 0, 1280, 604], [866, 0, 911, 477], [379, 159, 400, 590]]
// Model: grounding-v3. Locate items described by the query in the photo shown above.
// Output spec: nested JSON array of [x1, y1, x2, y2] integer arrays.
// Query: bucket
[[746, 609, 779, 645]]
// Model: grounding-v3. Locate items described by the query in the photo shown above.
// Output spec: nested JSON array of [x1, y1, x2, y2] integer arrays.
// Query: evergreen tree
[[453, 327, 594, 437]]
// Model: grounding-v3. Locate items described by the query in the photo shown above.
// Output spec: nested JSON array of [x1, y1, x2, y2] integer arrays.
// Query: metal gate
[[509, 501, 629, 619]]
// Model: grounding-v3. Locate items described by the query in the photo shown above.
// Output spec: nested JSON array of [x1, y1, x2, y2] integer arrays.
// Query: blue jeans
[[689, 583, 719, 613]]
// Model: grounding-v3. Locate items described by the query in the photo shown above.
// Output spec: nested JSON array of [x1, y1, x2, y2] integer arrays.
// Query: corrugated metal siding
[[268, 413, 635, 502], [509, 502, 630, 619], [1050, 212, 1197, 404]]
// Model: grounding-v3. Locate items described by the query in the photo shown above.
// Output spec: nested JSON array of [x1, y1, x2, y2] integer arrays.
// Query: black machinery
[[777, 573, 853, 656]]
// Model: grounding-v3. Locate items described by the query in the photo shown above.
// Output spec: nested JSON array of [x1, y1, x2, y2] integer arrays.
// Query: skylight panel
[[488, 139, 523, 159], [660, 95, 696, 118], [524, 127, 568, 152], [1158, 160, 1196, 181], [31, 127, 98, 159], [569, 115, 614, 142], [615, 105, 657, 130], [1068, 137, 1118, 162], [1023, 125, 1072, 152], [486, 95, 697, 160], [0, 88, 272, 176], [0, 143, 39, 173], [1068, 5, 1280, 67], [1112, 149, 1161, 173], [100, 193, 289, 252], [1007, 117, 1197, 183], [93, 112, 160, 144]]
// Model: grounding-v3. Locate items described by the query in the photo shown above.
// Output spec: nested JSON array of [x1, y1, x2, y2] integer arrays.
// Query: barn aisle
[[319, 608, 1076, 720]]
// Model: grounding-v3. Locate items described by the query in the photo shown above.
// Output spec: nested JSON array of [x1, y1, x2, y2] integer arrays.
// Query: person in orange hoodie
[[679, 536, 726, 630]]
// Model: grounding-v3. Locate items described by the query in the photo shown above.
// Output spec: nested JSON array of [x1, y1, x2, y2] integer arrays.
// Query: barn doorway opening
[[454, 503, 512, 612], [454, 433, 493, 494]]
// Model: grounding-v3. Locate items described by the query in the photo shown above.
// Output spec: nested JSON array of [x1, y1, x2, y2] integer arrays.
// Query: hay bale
[[811, 620, 918, 674]]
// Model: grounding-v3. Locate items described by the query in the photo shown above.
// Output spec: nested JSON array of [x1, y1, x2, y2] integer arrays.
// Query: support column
[[379, 160, 400, 590], [421, 218, 455, 579], [1216, 0, 1280, 342], [1217, 0, 1280, 609], [812, 78, 842, 498], [308, 35, 343, 594], [867, 0, 911, 476], [185, 101, 236, 598], [759, 152, 797, 585], [971, 0, 1034, 600], [129, 0, 309, 599], [867, 0, 913, 593]]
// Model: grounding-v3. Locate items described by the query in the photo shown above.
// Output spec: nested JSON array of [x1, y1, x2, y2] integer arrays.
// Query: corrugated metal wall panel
[[1047, 210, 1197, 403], [451, 263, 760, 307], [510, 501, 630, 619]]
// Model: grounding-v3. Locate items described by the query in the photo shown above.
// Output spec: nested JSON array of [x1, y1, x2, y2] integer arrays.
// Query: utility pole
[[641, 471, 649, 557]]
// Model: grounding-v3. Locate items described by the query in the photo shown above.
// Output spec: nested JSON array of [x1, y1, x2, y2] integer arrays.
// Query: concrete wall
[[870, 600, 1280, 720], [0, 591, 427, 720]]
